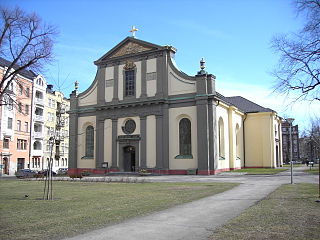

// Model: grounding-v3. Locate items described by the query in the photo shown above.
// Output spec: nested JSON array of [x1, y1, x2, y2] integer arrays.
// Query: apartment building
[[43, 85, 70, 172], [0, 58, 35, 175]]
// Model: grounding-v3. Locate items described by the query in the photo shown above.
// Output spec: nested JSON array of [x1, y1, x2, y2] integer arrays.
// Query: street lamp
[[287, 118, 295, 184]]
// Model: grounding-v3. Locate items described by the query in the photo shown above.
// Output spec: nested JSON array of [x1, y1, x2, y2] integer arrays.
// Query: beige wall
[[146, 115, 156, 168], [77, 116, 96, 168], [244, 112, 276, 167], [168, 66, 196, 96], [147, 58, 156, 73], [147, 80, 156, 97], [227, 107, 244, 169], [103, 119, 112, 167], [105, 66, 114, 102], [169, 106, 198, 169], [78, 82, 97, 106], [146, 58, 157, 97]]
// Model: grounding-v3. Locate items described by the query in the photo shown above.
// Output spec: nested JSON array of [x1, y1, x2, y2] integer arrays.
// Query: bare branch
[[271, 0, 320, 102], [0, 6, 58, 103]]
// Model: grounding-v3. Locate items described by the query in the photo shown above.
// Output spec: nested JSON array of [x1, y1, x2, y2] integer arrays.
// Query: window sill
[[175, 155, 193, 159], [81, 156, 94, 160]]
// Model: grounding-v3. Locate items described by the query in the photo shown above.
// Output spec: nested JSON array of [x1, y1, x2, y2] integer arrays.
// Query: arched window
[[85, 126, 94, 157], [33, 141, 42, 150], [218, 117, 225, 158], [179, 118, 192, 156]]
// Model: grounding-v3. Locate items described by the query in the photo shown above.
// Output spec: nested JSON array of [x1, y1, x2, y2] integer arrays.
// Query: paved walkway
[[64, 167, 318, 240]]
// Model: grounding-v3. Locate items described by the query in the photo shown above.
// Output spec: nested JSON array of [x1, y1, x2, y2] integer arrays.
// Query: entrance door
[[3, 157, 9, 175], [123, 146, 136, 172], [17, 158, 25, 170]]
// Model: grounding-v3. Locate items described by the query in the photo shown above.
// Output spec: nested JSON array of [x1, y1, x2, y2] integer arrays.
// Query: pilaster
[[97, 67, 106, 105], [68, 93, 78, 169], [112, 65, 119, 102], [156, 114, 163, 169], [111, 118, 118, 169], [140, 59, 147, 98], [140, 116, 147, 168], [95, 118, 104, 168]]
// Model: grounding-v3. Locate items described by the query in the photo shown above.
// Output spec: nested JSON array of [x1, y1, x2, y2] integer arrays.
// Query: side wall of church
[[245, 112, 275, 167], [169, 106, 198, 170], [228, 108, 244, 170]]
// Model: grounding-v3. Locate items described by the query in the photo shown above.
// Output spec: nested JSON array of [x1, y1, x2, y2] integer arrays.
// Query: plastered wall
[[168, 66, 196, 96], [77, 116, 96, 168], [169, 106, 198, 170]]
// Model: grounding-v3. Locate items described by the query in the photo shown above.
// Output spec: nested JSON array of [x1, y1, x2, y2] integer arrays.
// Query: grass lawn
[[304, 166, 319, 175], [283, 163, 304, 167], [0, 180, 238, 240], [210, 183, 320, 240], [231, 168, 287, 175]]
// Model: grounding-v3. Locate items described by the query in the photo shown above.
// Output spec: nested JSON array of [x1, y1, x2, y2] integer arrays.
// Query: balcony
[[35, 115, 44, 122], [35, 97, 44, 106], [34, 131, 44, 139], [3, 129, 13, 137]]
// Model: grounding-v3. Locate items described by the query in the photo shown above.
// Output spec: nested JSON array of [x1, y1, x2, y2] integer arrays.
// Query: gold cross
[[129, 26, 138, 38]]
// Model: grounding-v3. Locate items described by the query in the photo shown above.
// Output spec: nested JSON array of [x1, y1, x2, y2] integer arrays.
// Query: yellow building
[[68, 37, 282, 175], [44, 85, 70, 173]]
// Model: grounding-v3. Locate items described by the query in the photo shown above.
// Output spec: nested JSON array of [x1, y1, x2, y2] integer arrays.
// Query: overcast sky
[[3, 0, 320, 130]]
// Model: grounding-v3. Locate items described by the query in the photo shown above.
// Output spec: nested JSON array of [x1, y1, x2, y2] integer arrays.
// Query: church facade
[[68, 37, 283, 175]]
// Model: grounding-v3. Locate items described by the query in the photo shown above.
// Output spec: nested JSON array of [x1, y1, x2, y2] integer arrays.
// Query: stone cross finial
[[130, 26, 138, 38]]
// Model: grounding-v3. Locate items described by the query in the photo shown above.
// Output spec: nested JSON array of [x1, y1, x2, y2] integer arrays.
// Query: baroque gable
[[95, 37, 165, 65], [109, 42, 153, 58]]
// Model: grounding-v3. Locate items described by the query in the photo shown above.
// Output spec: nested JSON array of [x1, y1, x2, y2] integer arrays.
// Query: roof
[[216, 92, 274, 113], [0, 57, 37, 79], [225, 96, 274, 113]]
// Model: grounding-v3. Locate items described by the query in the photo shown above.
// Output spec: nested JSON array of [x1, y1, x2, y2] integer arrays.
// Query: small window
[[17, 120, 21, 131], [24, 122, 28, 132], [18, 103, 22, 112], [3, 138, 9, 149], [17, 139, 27, 150], [7, 117, 13, 129], [18, 84, 23, 95], [25, 105, 29, 115], [85, 126, 94, 157], [6, 97, 13, 110], [33, 141, 41, 150], [25, 88, 30, 97]]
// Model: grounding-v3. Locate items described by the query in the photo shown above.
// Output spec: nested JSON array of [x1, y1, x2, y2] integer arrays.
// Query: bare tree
[[0, 7, 57, 104], [271, 0, 320, 102]]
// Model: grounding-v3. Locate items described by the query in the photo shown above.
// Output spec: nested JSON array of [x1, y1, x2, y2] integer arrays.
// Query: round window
[[123, 119, 136, 134]]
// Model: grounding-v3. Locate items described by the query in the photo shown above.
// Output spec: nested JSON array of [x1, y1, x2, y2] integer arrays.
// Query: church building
[[68, 36, 283, 175]]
